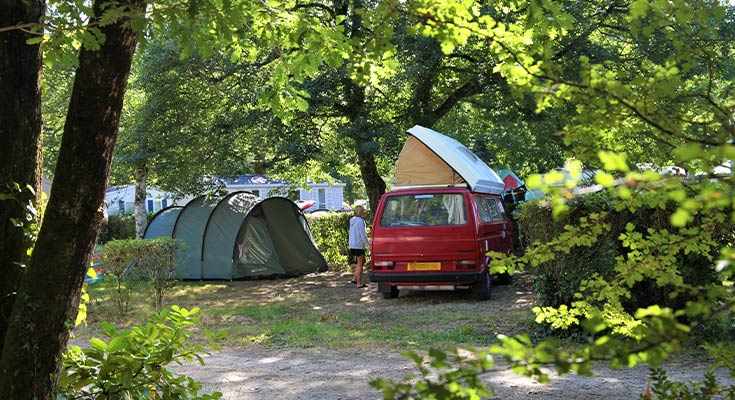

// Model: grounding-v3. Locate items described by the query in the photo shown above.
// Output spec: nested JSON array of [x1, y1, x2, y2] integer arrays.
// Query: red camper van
[[369, 126, 513, 300]]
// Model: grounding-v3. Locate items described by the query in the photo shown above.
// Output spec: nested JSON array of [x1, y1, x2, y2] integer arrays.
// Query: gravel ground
[[176, 342, 733, 399]]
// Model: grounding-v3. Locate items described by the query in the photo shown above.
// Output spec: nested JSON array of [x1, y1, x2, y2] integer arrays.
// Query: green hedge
[[518, 192, 725, 314], [306, 212, 371, 271], [98, 214, 136, 243]]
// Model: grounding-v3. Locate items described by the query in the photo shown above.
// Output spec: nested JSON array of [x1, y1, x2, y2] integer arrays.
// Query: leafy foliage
[[641, 367, 735, 400], [99, 239, 140, 316], [0, 182, 41, 245], [370, 348, 494, 400], [59, 306, 224, 400], [515, 192, 727, 332], [132, 238, 182, 312], [305, 212, 355, 271], [99, 238, 183, 314], [97, 214, 136, 244]]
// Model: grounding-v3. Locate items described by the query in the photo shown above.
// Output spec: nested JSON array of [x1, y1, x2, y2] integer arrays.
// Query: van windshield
[[380, 193, 467, 227]]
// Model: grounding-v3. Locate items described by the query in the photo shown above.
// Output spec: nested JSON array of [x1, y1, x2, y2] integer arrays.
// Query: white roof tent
[[392, 125, 505, 195]]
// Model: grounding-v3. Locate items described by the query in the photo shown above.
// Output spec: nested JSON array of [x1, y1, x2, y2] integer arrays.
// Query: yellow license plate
[[407, 262, 441, 271]]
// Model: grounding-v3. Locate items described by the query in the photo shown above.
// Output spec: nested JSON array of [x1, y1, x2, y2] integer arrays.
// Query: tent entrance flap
[[261, 199, 329, 275], [232, 211, 284, 279], [393, 125, 505, 195]]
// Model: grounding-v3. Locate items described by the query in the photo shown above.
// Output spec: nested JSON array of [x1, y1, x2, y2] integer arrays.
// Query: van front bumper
[[369, 270, 484, 284]]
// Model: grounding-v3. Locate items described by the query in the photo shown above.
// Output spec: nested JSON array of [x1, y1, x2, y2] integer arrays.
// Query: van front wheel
[[473, 270, 491, 301]]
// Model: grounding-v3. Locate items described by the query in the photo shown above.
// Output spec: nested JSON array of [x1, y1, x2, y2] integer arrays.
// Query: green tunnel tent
[[143, 191, 327, 279]]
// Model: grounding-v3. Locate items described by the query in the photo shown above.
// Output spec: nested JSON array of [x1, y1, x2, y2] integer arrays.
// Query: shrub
[[100, 238, 183, 314], [518, 193, 725, 312], [515, 191, 729, 335], [134, 238, 182, 312], [518, 194, 619, 309], [59, 306, 224, 400], [306, 212, 362, 271], [99, 239, 140, 316]]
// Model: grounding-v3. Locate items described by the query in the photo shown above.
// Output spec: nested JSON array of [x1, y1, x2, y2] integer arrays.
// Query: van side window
[[495, 199, 508, 221], [474, 196, 492, 223], [487, 198, 502, 221]]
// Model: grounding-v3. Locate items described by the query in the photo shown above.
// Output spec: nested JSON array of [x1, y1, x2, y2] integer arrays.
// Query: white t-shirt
[[348, 216, 369, 250]]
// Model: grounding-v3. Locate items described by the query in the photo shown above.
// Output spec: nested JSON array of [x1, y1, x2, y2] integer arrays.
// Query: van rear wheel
[[380, 284, 399, 299], [473, 270, 491, 301]]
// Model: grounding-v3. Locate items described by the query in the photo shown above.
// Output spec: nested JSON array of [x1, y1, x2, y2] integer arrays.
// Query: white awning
[[392, 125, 505, 195]]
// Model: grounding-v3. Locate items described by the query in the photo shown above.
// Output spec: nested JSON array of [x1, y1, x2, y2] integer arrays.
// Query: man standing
[[349, 205, 370, 288]]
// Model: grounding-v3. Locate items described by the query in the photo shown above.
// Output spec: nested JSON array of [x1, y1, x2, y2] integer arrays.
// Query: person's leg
[[354, 254, 365, 285]]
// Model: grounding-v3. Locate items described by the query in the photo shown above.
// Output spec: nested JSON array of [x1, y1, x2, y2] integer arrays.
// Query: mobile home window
[[318, 188, 326, 209]]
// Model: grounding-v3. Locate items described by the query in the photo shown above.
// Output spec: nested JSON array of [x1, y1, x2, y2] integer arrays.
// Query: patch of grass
[[75, 272, 538, 352]]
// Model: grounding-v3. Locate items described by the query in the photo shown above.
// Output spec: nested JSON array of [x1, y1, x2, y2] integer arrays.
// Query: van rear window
[[380, 193, 467, 227]]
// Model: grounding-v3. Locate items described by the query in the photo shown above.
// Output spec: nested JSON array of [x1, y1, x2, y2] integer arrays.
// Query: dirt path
[[176, 345, 732, 399], [171, 272, 733, 399]]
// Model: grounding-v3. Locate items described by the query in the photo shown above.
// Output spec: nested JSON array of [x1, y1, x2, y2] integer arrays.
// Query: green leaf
[[598, 151, 629, 172], [89, 337, 108, 352], [670, 208, 691, 227]]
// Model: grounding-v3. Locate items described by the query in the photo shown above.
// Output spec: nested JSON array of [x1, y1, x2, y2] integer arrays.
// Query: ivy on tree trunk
[[0, 0, 44, 350]]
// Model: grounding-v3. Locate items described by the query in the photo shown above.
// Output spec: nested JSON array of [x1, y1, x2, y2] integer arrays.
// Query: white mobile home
[[221, 175, 347, 212], [105, 185, 181, 216]]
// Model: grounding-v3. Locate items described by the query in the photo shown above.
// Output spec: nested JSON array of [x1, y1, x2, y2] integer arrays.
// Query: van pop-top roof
[[392, 125, 505, 195]]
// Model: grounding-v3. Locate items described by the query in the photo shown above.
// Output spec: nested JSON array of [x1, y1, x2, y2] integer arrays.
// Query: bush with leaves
[[99, 239, 140, 316], [134, 238, 183, 312], [59, 306, 224, 400], [100, 238, 184, 313], [517, 192, 726, 320]]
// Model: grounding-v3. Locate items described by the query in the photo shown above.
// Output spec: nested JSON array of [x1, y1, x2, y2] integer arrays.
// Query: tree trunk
[[134, 165, 148, 238], [0, 0, 45, 348], [0, 0, 145, 397], [354, 142, 386, 212]]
